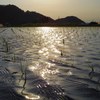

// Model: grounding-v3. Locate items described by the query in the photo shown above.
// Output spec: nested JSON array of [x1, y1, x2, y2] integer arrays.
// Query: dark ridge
[[0, 4, 54, 26], [55, 16, 86, 26], [0, 4, 99, 26]]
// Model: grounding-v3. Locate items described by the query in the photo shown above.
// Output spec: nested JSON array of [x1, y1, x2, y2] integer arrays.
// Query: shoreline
[[0, 25, 100, 28]]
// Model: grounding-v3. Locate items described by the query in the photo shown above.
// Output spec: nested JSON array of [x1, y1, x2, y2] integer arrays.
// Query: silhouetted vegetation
[[55, 16, 86, 26], [0, 4, 100, 27], [88, 22, 99, 26], [0, 5, 54, 26]]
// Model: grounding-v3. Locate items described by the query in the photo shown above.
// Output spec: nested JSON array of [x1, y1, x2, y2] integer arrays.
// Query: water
[[0, 27, 100, 100]]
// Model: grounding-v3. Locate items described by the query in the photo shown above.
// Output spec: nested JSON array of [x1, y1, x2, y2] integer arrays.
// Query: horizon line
[[0, 4, 99, 23]]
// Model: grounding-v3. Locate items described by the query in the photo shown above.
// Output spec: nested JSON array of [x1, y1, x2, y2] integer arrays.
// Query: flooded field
[[0, 27, 100, 100]]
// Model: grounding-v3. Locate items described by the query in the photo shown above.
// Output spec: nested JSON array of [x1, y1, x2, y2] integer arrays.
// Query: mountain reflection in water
[[0, 27, 100, 100]]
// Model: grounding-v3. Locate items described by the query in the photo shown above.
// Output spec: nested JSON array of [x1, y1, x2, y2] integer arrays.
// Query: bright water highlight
[[0, 27, 100, 100]]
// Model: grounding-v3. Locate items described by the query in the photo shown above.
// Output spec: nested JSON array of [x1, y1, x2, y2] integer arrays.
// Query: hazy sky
[[0, 0, 100, 22]]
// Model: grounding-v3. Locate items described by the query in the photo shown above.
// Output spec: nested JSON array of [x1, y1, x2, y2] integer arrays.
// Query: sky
[[0, 0, 100, 22]]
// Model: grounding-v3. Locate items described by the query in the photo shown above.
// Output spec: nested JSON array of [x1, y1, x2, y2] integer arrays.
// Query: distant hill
[[0, 4, 99, 27], [55, 16, 86, 26], [0, 5, 54, 26]]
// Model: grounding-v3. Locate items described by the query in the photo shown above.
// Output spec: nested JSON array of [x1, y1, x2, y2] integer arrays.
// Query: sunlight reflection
[[67, 71, 73, 76], [38, 45, 61, 59], [40, 68, 59, 79], [28, 60, 59, 81], [37, 27, 63, 81], [25, 95, 40, 100], [41, 27, 63, 46], [41, 27, 51, 33], [28, 62, 39, 71], [27, 27, 74, 86], [49, 45, 61, 54], [38, 47, 49, 58], [29, 65, 37, 71]]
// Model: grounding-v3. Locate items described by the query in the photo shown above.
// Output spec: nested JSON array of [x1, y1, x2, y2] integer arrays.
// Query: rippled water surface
[[0, 27, 100, 100]]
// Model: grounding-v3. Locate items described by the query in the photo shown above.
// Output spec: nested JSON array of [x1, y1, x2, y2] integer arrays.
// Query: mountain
[[55, 16, 86, 26], [0, 4, 88, 26], [0, 5, 54, 26]]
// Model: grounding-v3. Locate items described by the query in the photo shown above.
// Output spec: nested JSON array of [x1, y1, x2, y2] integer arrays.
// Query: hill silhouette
[[0, 4, 99, 26], [55, 16, 86, 26], [0, 5, 54, 26]]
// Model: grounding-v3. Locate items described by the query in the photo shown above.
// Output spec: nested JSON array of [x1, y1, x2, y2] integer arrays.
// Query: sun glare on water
[[25, 95, 40, 100], [41, 27, 51, 33]]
